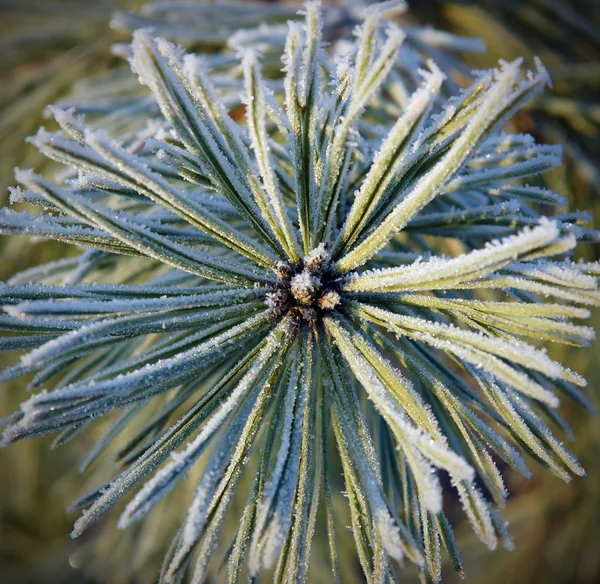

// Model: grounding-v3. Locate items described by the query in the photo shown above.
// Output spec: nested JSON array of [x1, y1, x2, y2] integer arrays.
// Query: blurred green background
[[0, 1, 598, 583]]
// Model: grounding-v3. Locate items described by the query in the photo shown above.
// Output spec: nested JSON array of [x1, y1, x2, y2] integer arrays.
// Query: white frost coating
[[353, 23, 405, 113], [81, 123, 277, 268], [490, 507, 515, 551], [345, 219, 561, 292], [5, 287, 256, 317], [347, 323, 476, 480], [1, 3, 597, 580], [576, 260, 600, 276], [472, 373, 574, 481], [290, 271, 321, 304], [118, 319, 291, 528], [454, 480, 497, 550], [470, 141, 559, 168], [248, 378, 299, 572], [455, 274, 600, 307], [336, 59, 537, 272], [400, 294, 590, 320], [0, 208, 100, 236], [410, 354, 532, 478], [130, 31, 283, 257], [406, 200, 521, 229], [506, 261, 598, 290], [324, 317, 476, 512], [415, 329, 560, 406], [336, 60, 445, 254], [167, 326, 295, 580], [353, 1, 406, 92], [422, 72, 491, 145], [18, 302, 260, 371], [447, 148, 562, 191], [180, 51, 248, 155], [17, 313, 272, 416], [357, 303, 572, 383], [476, 132, 535, 153], [283, 18, 320, 252], [15, 168, 266, 286], [0, 281, 228, 302], [182, 49, 291, 257], [506, 388, 585, 477], [315, 18, 406, 242], [242, 49, 301, 261], [249, 344, 309, 574], [17, 297, 259, 369], [331, 388, 406, 561], [397, 294, 595, 346], [323, 335, 424, 566], [297, 1, 322, 109]]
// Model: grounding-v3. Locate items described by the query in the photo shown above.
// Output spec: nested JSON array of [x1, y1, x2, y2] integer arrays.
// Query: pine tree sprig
[[1, 2, 598, 582]]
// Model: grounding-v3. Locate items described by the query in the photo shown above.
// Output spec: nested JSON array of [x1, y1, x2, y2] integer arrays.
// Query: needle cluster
[[0, 2, 598, 583]]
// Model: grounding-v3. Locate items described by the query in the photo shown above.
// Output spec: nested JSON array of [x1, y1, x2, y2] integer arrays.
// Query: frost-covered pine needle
[[0, 1, 598, 583]]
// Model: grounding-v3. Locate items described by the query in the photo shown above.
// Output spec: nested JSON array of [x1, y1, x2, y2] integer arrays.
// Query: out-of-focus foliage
[[0, 1, 140, 199], [414, 0, 600, 241]]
